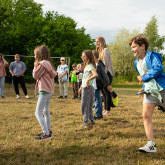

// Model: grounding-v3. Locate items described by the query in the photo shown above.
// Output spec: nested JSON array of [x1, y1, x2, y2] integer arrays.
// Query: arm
[[142, 54, 164, 82], [33, 64, 45, 80], [86, 69, 98, 87], [2, 56, 8, 67]]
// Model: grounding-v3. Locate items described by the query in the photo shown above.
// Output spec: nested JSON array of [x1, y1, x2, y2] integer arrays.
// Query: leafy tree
[[0, 0, 95, 82], [143, 15, 165, 52], [108, 28, 139, 81]]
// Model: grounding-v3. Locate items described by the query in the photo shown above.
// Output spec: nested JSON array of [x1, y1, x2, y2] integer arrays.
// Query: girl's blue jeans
[[94, 89, 102, 117]]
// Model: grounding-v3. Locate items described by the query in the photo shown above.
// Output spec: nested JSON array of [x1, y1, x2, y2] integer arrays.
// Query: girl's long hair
[[96, 36, 107, 62], [34, 45, 53, 67], [82, 50, 96, 68]]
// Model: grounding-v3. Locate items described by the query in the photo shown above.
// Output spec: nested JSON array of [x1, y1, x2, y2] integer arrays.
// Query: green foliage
[[0, 0, 95, 82], [143, 15, 165, 52], [108, 28, 139, 82]]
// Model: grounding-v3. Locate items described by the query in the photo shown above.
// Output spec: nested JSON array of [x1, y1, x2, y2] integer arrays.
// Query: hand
[[86, 80, 89, 87], [138, 88, 144, 98], [107, 85, 113, 93], [137, 75, 143, 82]]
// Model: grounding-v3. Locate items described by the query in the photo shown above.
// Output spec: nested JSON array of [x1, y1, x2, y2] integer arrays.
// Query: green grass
[[0, 83, 165, 165]]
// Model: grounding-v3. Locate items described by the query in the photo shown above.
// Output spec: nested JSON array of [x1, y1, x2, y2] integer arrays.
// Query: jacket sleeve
[[100, 65, 110, 86], [33, 64, 45, 80], [142, 54, 164, 82]]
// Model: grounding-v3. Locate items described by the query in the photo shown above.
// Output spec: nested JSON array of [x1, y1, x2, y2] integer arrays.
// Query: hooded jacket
[[33, 60, 57, 93], [134, 51, 165, 89], [96, 60, 110, 90]]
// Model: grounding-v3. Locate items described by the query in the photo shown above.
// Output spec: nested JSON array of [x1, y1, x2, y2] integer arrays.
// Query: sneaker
[[25, 95, 30, 99], [112, 96, 118, 107], [1, 96, 5, 99], [89, 120, 95, 125], [35, 133, 52, 140], [36, 130, 52, 137], [158, 106, 165, 112], [139, 141, 157, 153], [64, 96, 68, 99], [16, 95, 20, 99], [72, 96, 78, 99], [58, 96, 63, 99], [94, 116, 103, 120]]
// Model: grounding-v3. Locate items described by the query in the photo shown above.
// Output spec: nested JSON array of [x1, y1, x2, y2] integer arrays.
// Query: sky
[[34, 0, 165, 45]]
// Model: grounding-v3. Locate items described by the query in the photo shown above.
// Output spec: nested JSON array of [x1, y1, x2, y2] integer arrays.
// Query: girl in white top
[[79, 50, 98, 126]]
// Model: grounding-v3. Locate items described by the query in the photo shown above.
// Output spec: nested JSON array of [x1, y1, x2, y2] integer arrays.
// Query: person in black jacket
[[92, 50, 117, 118]]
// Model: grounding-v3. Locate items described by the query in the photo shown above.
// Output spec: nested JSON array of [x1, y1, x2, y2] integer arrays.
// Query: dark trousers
[[12, 76, 28, 95], [101, 71, 113, 111], [72, 82, 78, 97]]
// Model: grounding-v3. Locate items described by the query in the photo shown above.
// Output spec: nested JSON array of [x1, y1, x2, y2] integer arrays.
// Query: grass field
[[0, 83, 165, 165]]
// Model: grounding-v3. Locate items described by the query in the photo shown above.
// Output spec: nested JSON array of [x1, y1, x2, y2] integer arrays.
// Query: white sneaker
[[139, 141, 157, 153], [16, 95, 20, 99], [25, 95, 30, 99]]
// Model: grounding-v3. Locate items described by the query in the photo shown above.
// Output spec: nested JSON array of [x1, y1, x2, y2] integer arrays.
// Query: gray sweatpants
[[81, 86, 94, 123]]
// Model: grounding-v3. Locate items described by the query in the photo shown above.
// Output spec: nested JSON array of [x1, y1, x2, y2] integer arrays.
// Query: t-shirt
[[137, 57, 163, 102], [71, 71, 78, 82], [57, 64, 68, 82], [9, 61, 26, 76], [81, 64, 95, 88]]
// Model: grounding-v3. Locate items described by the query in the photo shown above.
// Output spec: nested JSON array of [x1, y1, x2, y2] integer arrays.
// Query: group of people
[[0, 35, 165, 153]]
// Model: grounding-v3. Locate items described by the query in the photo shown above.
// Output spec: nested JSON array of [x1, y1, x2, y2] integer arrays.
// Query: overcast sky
[[34, 0, 165, 44]]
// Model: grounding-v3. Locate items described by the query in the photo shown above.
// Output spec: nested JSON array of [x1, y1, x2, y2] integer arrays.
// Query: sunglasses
[[61, 60, 65, 61]]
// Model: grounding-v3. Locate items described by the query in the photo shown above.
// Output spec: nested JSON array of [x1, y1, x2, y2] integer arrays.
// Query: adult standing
[[96, 36, 116, 116], [57, 57, 68, 99], [9, 54, 29, 99], [0, 53, 8, 98]]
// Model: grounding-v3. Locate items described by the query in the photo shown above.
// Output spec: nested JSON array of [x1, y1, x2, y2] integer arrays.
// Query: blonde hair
[[82, 50, 96, 68], [34, 45, 53, 67], [15, 54, 20, 58], [96, 36, 107, 61]]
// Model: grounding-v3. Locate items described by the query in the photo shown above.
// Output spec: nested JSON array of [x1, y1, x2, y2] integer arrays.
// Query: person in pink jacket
[[0, 53, 8, 98], [33, 45, 57, 140]]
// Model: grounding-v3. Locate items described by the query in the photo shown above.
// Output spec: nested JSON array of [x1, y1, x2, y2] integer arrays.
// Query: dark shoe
[[64, 96, 68, 99], [36, 130, 52, 137], [89, 120, 95, 125], [58, 96, 63, 99], [94, 116, 103, 120], [35, 133, 52, 140], [72, 96, 78, 99], [1, 96, 5, 99], [158, 106, 165, 112]]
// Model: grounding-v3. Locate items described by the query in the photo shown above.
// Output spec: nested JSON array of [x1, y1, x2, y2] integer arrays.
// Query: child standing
[[71, 64, 78, 99], [57, 57, 68, 99], [0, 53, 8, 98], [33, 45, 57, 140], [92, 50, 111, 119], [9, 54, 29, 99], [129, 35, 165, 153], [76, 63, 84, 99], [79, 50, 98, 126]]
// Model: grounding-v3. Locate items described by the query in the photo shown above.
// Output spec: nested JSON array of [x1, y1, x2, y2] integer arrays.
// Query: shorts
[[143, 90, 165, 108]]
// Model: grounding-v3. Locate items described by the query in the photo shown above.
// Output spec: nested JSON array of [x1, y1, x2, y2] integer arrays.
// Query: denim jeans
[[35, 92, 53, 134], [94, 89, 102, 117], [0, 77, 5, 96]]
